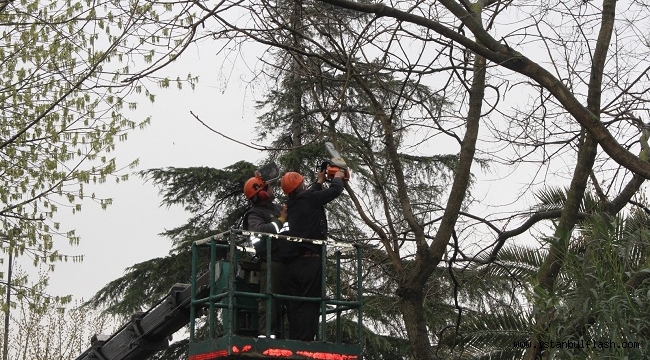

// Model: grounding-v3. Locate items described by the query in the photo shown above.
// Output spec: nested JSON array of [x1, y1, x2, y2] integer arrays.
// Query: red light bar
[[190, 345, 358, 360], [188, 349, 228, 360], [263, 348, 294, 357], [297, 351, 359, 360], [231, 344, 253, 354]]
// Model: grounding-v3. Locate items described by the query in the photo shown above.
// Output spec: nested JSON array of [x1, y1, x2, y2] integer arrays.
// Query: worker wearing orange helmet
[[242, 172, 288, 338], [280, 168, 345, 341]]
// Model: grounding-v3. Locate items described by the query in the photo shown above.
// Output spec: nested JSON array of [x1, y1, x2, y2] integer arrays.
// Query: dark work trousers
[[286, 255, 323, 341], [258, 261, 288, 337]]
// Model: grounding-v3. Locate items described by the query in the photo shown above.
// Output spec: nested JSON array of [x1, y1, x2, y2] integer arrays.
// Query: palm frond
[[474, 245, 546, 281]]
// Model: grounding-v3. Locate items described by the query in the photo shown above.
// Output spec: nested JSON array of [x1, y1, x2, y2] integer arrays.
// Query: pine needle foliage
[[140, 161, 258, 245], [85, 162, 257, 315]]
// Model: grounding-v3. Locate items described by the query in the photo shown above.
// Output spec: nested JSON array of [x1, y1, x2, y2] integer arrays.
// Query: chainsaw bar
[[256, 162, 280, 182], [325, 142, 347, 169]]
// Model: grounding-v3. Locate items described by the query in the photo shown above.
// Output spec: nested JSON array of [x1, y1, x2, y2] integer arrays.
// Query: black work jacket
[[243, 202, 287, 261], [282, 178, 344, 258]]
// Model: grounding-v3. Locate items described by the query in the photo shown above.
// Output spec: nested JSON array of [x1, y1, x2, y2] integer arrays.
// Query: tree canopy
[[0, 0, 206, 264], [0, 0, 203, 356]]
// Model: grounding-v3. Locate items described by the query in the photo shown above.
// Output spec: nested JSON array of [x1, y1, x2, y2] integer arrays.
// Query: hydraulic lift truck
[[74, 230, 363, 360]]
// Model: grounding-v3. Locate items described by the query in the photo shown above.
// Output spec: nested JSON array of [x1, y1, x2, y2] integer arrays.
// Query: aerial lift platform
[[75, 230, 363, 360]]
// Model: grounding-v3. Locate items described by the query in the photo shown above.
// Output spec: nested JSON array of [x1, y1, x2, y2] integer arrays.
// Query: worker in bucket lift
[[242, 172, 289, 338], [280, 168, 345, 341]]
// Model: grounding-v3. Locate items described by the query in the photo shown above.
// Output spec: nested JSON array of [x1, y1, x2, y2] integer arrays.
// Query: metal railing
[[188, 229, 363, 346]]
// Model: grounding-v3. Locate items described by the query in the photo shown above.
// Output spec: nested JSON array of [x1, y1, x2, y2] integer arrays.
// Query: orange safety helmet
[[281, 172, 304, 195], [243, 175, 267, 200]]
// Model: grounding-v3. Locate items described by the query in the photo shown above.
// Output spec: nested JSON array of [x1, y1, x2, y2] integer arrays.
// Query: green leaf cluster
[[0, 0, 208, 278]]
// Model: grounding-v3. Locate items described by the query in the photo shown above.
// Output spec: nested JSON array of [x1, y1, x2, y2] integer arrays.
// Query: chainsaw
[[319, 142, 351, 181], [255, 162, 280, 183]]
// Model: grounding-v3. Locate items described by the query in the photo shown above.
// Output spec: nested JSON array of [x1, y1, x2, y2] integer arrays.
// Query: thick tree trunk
[[398, 286, 434, 360]]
